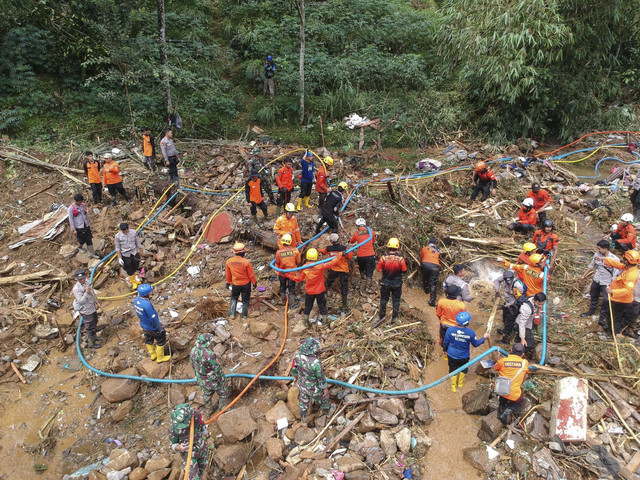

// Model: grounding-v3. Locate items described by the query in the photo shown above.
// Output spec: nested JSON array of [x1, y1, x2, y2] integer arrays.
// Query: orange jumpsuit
[[504, 261, 544, 295], [273, 214, 302, 248]]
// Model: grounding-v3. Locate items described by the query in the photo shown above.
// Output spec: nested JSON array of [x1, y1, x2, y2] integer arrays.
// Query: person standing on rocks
[[68, 194, 98, 258], [469, 161, 497, 202], [579, 240, 619, 319], [115, 222, 144, 290], [444, 264, 473, 302], [442, 311, 489, 392], [141, 126, 157, 173], [83, 152, 102, 204], [349, 218, 376, 294], [190, 333, 230, 417], [291, 337, 332, 427], [102, 153, 131, 206], [225, 242, 257, 319], [319, 233, 354, 312], [495, 270, 518, 344], [315, 181, 348, 234], [134, 283, 171, 363], [275, 158, 294, 216], [315, 156, 332, 209], [169, 403, 209, 479], [420, 238, 441, 307], [494, 343, 529, 425], [296, 151, 315, 211], [160, 128, 181, 187], [273, 202, 302, 249], [436, 284, 466, 354], [72, 269, 101, 348], [245, 169, 269, 222], [376, 238, 408, 324], [249, 146, 275, 204], [274, 233, 301, 307]]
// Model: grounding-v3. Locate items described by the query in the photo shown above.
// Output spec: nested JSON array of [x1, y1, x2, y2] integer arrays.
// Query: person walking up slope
[[420, 238, 441, 306]]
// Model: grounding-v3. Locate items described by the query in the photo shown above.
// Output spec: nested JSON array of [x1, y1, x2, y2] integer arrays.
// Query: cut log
[[0, 269, 56, 286], [448, 235, 516, 246], [549, 377, 588, 442], [0, 151, 84, 174]]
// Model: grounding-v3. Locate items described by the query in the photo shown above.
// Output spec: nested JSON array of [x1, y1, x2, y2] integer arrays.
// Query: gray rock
[[461, 387, 490, 415], [376, 398, 405, 418], [477, 411, 503, 442], [463, 447, 498, 474], [394, 427, 412, 454], [216, 406, 258, 442], [368, 404, 398, 426]]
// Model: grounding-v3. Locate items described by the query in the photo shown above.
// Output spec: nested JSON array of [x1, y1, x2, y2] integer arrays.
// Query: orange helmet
[[474, 161, 486, 172], [233, 242, 246, 254], [624, 249, 640, 265]]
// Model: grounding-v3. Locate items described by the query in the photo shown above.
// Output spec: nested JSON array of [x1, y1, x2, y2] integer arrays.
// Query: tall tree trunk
[[157, 0, 172, 118], [295, 0, 305, 125]]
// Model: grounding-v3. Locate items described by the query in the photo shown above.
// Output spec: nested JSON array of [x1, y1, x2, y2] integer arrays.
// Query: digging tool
[[607, 295, 624, 372], [485, 296, 501, 351]]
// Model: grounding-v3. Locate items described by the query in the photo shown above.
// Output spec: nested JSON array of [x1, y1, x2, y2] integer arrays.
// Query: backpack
[[170, 112, 183, 129], [494, 362, 526, 396]]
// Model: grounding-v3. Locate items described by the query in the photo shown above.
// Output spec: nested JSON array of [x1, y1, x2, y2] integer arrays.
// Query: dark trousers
[[537, 210, 547, 226], [439, 324, 450, 346], [601, 300, 634, 335], [357, 256, 376, 279], [143, 329, 167, 346], [277, 187, 292, 206], [90, 182, 102, 203], [498, 395, 524, 425], [515, 328, 536, 358], [304, 292, 328, 315], [299, 182, 312, 198], [448, 356, 470, 375], [326, 270, 349, 296], [611, 233, 633, 252], [122, 253, 140, 276], [107, 182, 129, 200], [83, 312, 98, 337], [250, 201, 268, 216], [316, 211, 338, 234], [76, 227, 93, 247], [508, 222, 536, 234], [589, 281, 608, 313], [169, 169, 180, 187], [318, 192, 327, 209], [420, 262, 440, 302], [279, 276, 296, 297], [470, 181, 491, 201], [380, 282, 402, 319], [502, 304, 519, 337], [231, 282, 251, 304]]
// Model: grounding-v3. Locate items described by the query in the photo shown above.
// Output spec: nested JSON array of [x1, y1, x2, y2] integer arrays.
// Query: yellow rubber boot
[[156, 345, 171, 363], [296, 198, 303, 211], [130, 274, 140, 291], [457, 372, 465, 388], [304, 196, 311, 208], [146, 344, 157, 360], [450, 375, 458, 393]]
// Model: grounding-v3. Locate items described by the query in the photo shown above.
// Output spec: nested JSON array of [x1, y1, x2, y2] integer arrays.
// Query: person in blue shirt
[[134, 283, 171, 363], [296, 151, 316, 211], [443, 311, 489, 392]]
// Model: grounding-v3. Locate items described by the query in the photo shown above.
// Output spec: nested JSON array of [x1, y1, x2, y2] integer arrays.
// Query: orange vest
[[605, 258, 638, 303], [319, 246, 353, 273], [436, 298, 466, 327], [225, 255, 257, 286], [275, 246, 301, 278], [615, 224, 637, 248], [86, 161, 101, 184], [142, 134, 153, 156], [247, 178, 264, 204], [276, 165, 294, 190], [505, 262, 543, 295], [495, 355, 529, 401], [316, 165, 329, 193], [293, 255, 341, 294], [103, 161, 122, 185], [517, 207, 537, 225], [350, 227, 375, 258], [274, 215, 301, 247], [420, 245, 440, 265]]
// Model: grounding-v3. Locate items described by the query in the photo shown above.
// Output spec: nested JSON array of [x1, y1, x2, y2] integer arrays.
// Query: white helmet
[[611, 224, 618, 232], [522, 198, 534, 207], [621, 213, 634, 223], [355, 218, 366, 227]]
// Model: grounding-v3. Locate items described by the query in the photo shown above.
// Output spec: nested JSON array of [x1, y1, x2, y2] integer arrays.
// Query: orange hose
[[540, 130, 640, 157], [182, 416, 195, 480], [204, 296, 291, 425]]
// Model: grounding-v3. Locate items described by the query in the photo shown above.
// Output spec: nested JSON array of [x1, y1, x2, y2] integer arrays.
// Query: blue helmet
[[138, 283, 153, 296], [267, 55, 272, 61], [456, 311, 471, 326]]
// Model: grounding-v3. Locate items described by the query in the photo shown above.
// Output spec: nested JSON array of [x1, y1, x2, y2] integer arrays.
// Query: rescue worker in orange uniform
[[609, 213, 637, 253], [595, 249, 640, 338], [377, 238, 408, 324], [141, 126, 157, 172], [470, 161, 497, 202], [273, 203, 302, 249], [420, 238, 441, 307], [292, 249, 342, 327], [83, 151, 103, 204], [102, 153, 130, 206], [517, 243, 537, 267], [532, 219, 559, 272], [526, 182, 551, 225], [436, 284, 466, 355], [494, 343, 529, 425], [274, 233, 301, 307], [245, 169, 269, 222], [349, 218, 376, 293], [275, 158, 294, 216], [503, 254, 545, 296], [225, 243, 257, 319], [319, 233, 354, 311], [316, 156, 333, 209], [508, 198, 537, 234]]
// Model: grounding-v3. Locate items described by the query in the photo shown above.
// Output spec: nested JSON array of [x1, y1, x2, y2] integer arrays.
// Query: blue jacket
[[300, 156, 315, 183], [442, 326, 485, 360], [134, 296, 162, 332]]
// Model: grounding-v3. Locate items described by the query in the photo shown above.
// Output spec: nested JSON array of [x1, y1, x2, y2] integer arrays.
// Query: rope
[[182, 416, 195, 480]]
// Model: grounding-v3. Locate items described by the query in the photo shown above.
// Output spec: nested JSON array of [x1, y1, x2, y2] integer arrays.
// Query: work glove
[[226, 283, 231, 289], [253, 283, 257, 290], [118, 258, 124, 266], [494, 291, 500, 299]]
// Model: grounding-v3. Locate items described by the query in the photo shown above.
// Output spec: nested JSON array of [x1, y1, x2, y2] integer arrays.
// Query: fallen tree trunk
[[0, 151, 84, 174], [0, 269, 57, 286], [448, 235, 516, 246]]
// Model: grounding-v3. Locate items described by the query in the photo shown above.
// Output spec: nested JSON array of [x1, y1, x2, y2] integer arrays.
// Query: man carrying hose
[[134, 283, 171, 363], [191, 333, 230, 418], [350, 218, 376, 294], [169, 403, 209, 480], [273, 203, 302, 249], [274, 233, 301, 307], [291, 337, 334, 427]]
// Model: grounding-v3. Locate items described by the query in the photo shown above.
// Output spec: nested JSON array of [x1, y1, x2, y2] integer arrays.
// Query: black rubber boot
[[241, 303, 249, 319], [87, 335, 102, 349], [228, 299, 238, 318], [580, 310, 595, 317]]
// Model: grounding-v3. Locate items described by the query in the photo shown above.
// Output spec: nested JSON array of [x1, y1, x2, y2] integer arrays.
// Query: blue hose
[[540, 263, 549, 366]]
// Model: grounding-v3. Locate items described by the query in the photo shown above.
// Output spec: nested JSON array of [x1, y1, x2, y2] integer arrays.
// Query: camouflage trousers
[[298, 388, 330, 416], [181, 438, 209, 480], [195, 368, 229, 399]]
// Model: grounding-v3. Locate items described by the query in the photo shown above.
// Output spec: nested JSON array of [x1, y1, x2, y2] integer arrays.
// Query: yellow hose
[[552, 145, 627, 164]]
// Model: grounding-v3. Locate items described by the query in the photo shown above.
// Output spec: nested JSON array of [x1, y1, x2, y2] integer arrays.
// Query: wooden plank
[[11, 363, 27, 384], [549, 377, 588, 442]]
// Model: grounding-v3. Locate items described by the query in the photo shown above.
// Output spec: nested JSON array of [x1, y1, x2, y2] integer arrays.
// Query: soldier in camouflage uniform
[[291, 337, 332, 426], [249, 147, 275, 204], [168, 403, 209, 480], [190, 333, 230, 418]]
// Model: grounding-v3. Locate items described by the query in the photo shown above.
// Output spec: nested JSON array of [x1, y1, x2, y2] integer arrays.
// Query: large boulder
[[368, 404, 398, 426], [380, 430, 397, 456], [335, 457, 367, 473], [216, 407, 258, 442], [213, 444, 251, 474], [413, 395, 433, 423], [376, 398, 405, 419], [394, 427, 412, 454], [287, 387, 301, 419], [461, 387, 490, 415], [265, 438, 284, 461], [111, 400, 134, 423], [136, 358, 169, 379], [145, 457, 171, 473], [264, 401, 295, 424], [101, 368, 140, 403], [477, 411, 504, 442], [463, 446, 498, 474], [103, 449, 138, 472], [249, 321, 275, 340]]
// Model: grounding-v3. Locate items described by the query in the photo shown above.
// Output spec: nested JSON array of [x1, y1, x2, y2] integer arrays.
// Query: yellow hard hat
[[522, 243, 536, 254], [306, 248, 318, 261], [233, 242, 246, 254], [529, 253, 543, 265], [324, 156, 334, 166], [285, 203, 296, 212], [338, 181, 348, 190], [387, 238, 400, 249], [281, 233, 292, 245]]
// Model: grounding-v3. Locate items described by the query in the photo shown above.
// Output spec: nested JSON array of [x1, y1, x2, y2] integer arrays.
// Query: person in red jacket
[[609, 213, 637, 252], [245, 169, 269, 222], [508, 198, 537, 234], [225, 243, 257, 319], [275, 158, 294, 216], [470, 161, 497, 202], [319, 233, 354, 311], [533, 219, 559, 271], [292, 249, 342, 327], [526, 182, 552, 225], [350, 218, 376, 293], [420, 238, 441, 307], [316, 156, 333, 209]]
